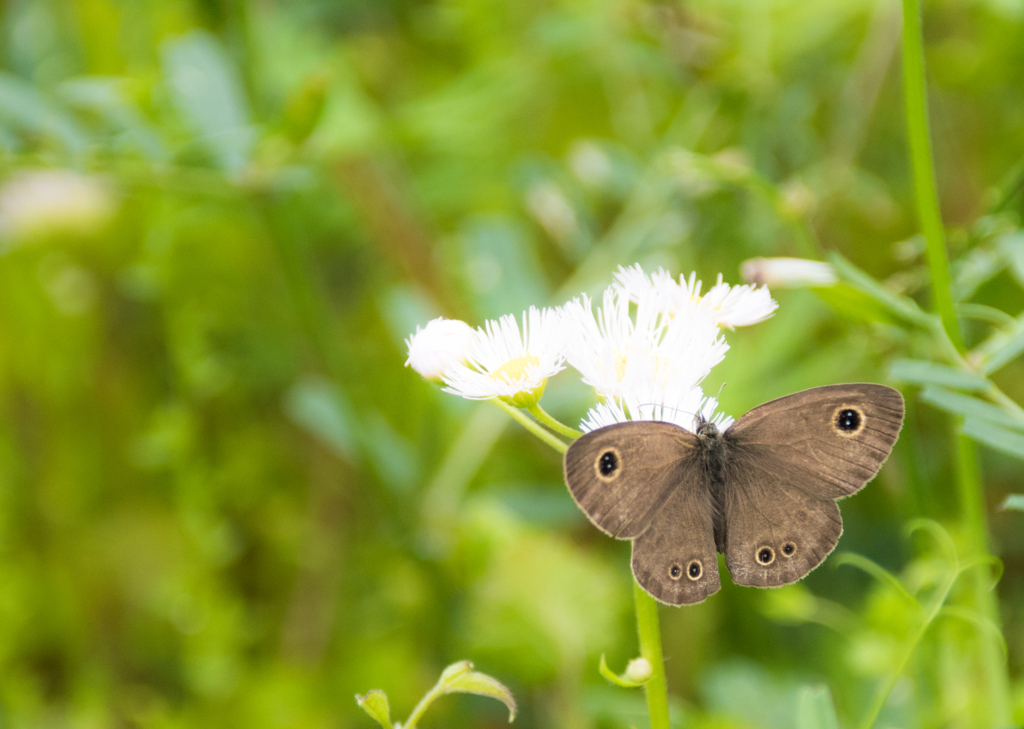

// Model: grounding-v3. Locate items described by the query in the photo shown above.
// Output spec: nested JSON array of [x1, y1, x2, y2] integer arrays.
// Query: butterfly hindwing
[[631, 477, 721, 605]]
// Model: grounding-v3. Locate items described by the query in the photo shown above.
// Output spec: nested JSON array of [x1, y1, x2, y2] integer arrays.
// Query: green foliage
[[0, 0, 1022, 728]]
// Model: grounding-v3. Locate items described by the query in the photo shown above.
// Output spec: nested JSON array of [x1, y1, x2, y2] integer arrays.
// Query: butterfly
[[562, 384, 905, 605]]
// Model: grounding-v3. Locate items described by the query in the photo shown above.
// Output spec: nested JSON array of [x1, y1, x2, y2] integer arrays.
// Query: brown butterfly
[[563, 384, 905, 605]]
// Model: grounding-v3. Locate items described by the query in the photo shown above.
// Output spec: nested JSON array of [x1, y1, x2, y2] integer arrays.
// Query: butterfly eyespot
[[782, 542, 796, 557], [595, 448, 622, 481], [833, 406, 864, 435], [756, 546, 775, 565], [687, 560, 702, 580], [669, 563, 683, 580]]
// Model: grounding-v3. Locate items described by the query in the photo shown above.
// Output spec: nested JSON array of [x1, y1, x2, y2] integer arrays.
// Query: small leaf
[[438, 661, 474, 683], [828, 254, 933, 328], [834, 553, 917, 607], [962, 418, 1024, 460], [599, 654, 652, 688], [161, 30, 255, 172], [440, 664, 517, 722], [905, 518, 958, 566], [356, 690, 394, 729], [888, 360, 989, 392], [919, 387, 1024, 431], [937, 607, 1009, 658], [980, 326, 1024, 375], [796, 686, 840, 729], [1000, 494, 1024, 511]]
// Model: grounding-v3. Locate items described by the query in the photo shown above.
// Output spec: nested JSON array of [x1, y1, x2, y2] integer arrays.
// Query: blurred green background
[[0, 0, 1023, 727]]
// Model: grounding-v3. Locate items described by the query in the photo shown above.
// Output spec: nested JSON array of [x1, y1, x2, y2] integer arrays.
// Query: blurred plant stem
[[495, 399, 671, 729], [528, 404, 583, 441], [899, 0, 1012, 725], [493, 400, 569, 454], [634, 585, 671, 729]]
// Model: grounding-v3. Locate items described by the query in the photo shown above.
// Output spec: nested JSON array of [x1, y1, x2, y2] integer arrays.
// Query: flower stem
[[501, 399, 671, 729], [492, 399, 569, 454], [901, 0, 961, 352], [634, 584, 671, 729], [528, 404, 582, 440], [901, 0, 1012, 723]]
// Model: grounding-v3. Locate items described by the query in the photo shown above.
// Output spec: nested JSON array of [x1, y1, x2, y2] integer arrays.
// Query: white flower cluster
[[405, 264, 778, 433]]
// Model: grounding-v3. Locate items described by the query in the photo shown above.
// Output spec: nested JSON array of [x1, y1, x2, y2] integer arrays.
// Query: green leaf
[[598, 654, 652, 688], [962, 418, 1024, 460], [905, 518, 958, 566], [356, 690, 394, 729], [283, 376, 358, 461], [937, 607, 1009, 658], [888, 360, 989, 392], [438, 661, 517, 722], [828, 253, 933, 328], [796, 686, 840, 729], [834, 553, 917, 607], [0, 72, 89, 153], [919, 387, 1024, 431], [980, 326, 1024, 375], [161, 30, 255, 172], [1001, 494, 1024, 511]]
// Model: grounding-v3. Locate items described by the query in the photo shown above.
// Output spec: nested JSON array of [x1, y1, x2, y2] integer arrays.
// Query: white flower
[[612, 264, 778, 329], [405, 317, 476, 383], [441, 306, 565, 408], [561, 286, 727, 402], [580, 378, 733, 434], [0, 170, 116, 244], [740, 257, 837, 288]]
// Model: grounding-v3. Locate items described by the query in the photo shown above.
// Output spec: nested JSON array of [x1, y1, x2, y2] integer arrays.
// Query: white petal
[[441, 306, 566, 400]]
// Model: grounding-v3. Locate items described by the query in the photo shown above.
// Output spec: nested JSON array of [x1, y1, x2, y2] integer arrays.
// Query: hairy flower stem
[[506, 401, 671, 729], [634, 584, 671, 729], [528, 404, 583, 440], [493, 399, 568, 454], [900, 0, 1012, 723]]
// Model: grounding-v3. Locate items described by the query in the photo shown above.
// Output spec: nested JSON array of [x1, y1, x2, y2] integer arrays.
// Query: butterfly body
[[563, 384, 905, 606]]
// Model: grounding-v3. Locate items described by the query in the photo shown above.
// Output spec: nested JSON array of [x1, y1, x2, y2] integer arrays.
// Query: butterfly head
[[694, 417, 719, 440]]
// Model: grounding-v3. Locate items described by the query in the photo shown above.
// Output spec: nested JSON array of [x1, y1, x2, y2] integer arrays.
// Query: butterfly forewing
[[724, 383, 905, 498], [722, 384, 904, 587], [563, 422, 698, 539]]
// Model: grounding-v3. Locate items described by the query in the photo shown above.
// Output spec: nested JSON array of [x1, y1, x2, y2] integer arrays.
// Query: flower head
[[405, 317, 476, 383], [442, 306, 565, 408], [561, 284, 726, 403], [612, 264, 778, 329]]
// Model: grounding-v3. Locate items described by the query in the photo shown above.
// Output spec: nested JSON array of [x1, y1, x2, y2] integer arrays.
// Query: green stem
[[901, 0, 962, 352], [528, 404, 583, 440], [634, 585, 671, 729], [502, 401, 671, 729], [901, 1, 1012, 723], [492, 399, 569, 454]]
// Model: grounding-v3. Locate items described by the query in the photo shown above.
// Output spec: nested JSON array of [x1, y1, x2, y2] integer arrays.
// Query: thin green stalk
[[901, 0, 962, 352], [634, 585, 671, 729], [901, 0, 1012, 723], [528, 404, 583, 441], [502, 400, 671, 729], [493, 400, 569, 454]]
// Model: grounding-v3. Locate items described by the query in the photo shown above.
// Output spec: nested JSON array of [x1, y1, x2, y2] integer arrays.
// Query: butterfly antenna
[[715, 381, 727, 401]]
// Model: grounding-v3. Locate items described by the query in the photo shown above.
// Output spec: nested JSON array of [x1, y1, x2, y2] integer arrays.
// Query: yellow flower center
[[491, 355, 540, 383]]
